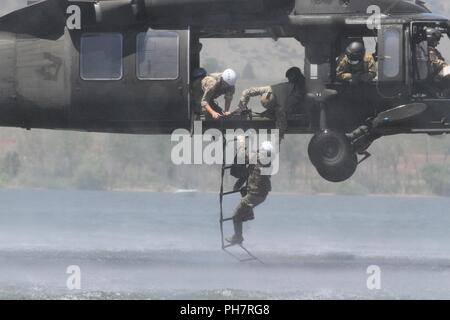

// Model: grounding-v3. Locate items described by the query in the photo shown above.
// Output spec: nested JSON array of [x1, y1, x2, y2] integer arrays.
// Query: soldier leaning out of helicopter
[[336, 41, 377, 84], [426, 28, 450, 87], [191, 68, 238, 120], [236, 67, 306, 140]]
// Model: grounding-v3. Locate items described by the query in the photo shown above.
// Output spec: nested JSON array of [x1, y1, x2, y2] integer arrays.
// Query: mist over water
[[1, 190, 450, 299]]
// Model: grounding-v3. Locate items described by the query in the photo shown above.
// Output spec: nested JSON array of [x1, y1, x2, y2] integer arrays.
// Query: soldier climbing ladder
[[218, 133, 263, 263]]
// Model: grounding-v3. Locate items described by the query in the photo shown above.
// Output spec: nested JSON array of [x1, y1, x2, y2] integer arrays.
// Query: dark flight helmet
[[192, 67, 207, 80], [426, 28, 443, 47], [285, 67, 303, 83], [345, 42, 366, 64]]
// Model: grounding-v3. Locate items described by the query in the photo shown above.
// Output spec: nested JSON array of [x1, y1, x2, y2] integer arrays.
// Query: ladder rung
[[223, 190, 240, 196], [222, 190, 241, 196], [223, 165, 233, 170], [222, 217, 233, 222]]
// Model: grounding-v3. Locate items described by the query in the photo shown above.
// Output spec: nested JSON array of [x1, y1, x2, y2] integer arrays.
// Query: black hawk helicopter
[[0, 0, 449, 182]]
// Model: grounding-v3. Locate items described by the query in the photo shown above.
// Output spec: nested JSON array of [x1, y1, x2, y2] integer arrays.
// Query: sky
[[1, 0, 27, 15]]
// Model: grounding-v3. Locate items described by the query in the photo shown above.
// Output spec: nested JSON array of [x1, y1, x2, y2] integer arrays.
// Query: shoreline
[[0, 186, 444, 199]]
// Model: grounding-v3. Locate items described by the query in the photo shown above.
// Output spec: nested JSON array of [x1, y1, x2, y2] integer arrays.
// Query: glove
[[238, 102, 250, 112], [233, 177, 246, 191]]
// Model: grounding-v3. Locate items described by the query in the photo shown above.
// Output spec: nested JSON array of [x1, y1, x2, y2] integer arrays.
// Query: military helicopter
[[0, 0, 449, 182]]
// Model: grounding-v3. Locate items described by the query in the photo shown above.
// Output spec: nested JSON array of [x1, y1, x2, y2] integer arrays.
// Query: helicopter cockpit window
[[80, 33, 123, 81], [137, 31, 179, 80], [382, 29, 401, 78]]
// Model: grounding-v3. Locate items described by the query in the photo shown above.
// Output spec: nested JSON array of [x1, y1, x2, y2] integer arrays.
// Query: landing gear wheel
[[315, 152, 358, 183], [308, 130, 358, 183]]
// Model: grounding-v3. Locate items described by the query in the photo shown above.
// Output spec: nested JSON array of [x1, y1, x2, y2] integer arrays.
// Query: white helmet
[[221, 69, 237, 86], [260, 141, 274, 154], [259, 141, 274, 165]]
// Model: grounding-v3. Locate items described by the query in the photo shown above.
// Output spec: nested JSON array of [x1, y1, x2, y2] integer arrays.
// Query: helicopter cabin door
[[70, 28, 190, 133]]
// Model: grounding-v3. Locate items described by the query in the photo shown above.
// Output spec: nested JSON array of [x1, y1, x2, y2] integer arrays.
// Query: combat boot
[[225, 234, 244, 245], [226, 220, 244, 245]]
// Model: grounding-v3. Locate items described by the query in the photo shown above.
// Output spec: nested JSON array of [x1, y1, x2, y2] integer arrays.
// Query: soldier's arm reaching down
[[201, 76, 222, 119], [224, 86, 235, 113], [239, 86, 272, 108]]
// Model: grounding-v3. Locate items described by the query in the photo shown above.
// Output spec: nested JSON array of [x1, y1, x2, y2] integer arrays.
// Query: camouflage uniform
[[239, 83, 304, 138], [192, 73, 235, 117], [336, 53, 377, 82], [429, 47, 448, 81], [231, 160, 272, 241], [190, 78, 204, 115]]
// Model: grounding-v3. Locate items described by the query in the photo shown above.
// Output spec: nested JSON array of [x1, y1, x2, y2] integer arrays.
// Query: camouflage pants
[[232, 193, 267, 237], [262, 105, 287, 139]]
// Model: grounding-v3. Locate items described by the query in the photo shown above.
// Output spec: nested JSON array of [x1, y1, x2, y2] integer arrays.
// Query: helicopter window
[[137, 31, 179, 80], [80, 33, 123, 81], [382, 29, 401, 78]]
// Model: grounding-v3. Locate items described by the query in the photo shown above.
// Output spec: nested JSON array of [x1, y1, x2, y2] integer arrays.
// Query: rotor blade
[[0, 0, 67, 40], [372, 103, 428, 128]]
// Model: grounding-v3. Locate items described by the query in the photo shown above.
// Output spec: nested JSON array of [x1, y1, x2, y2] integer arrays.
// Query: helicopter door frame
[[410, 21, 430, 83]]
